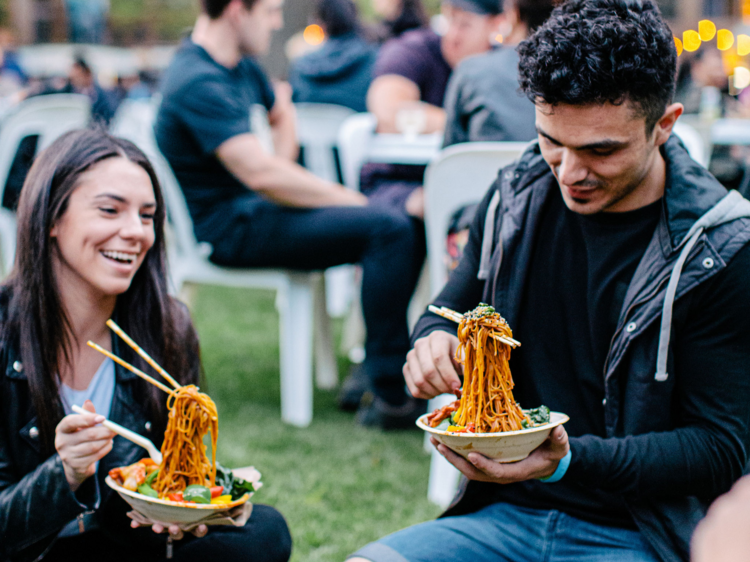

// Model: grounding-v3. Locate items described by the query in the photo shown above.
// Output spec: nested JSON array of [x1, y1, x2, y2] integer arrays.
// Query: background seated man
[[362, 0, 504, 218], [442, 0, 557, 147], [155, 0, 424, 429], [350, 1, 750, 560]]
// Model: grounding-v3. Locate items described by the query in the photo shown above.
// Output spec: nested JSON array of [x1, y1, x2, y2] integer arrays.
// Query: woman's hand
[[432, 425, 570, 483], [130, 520, 208, 540], [55, 400, 115, 492]]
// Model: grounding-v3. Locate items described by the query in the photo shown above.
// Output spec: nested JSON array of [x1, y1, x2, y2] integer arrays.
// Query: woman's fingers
[[56, 412, 106, 434], [168, 525, 184, 540], [191, 524, 208, 538]]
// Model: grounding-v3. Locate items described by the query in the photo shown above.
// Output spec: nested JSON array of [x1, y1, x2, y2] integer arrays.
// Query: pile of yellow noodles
[[454, 309, 526, 433], [153, 385, 218, 497]]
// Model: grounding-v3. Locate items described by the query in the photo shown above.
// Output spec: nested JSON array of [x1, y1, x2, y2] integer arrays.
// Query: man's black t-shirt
[[155, 39, 275, 244], [494, 184, 662, 528]]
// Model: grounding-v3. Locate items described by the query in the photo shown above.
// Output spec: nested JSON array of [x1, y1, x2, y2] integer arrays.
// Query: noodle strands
[[153, 385, 219, 497], [454, 305, 526, 433]]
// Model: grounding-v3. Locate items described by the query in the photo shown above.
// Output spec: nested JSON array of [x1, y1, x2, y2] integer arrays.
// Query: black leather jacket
[[0, 311, 199, 561]]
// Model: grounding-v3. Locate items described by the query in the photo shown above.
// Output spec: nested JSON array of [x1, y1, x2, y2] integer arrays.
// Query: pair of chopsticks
[[428, 305, 521, 348], [87, 319, 182, 395]]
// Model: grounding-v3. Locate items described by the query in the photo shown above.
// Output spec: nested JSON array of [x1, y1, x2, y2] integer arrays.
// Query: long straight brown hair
[[0, 128, 200, 454]]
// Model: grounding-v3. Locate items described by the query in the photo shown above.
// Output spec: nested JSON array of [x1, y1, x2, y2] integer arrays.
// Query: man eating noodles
[[349, 1, 750, 561]]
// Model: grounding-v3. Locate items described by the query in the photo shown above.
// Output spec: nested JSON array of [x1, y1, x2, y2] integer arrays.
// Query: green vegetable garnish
[[522, 406, 551, 428], [138, 482, 159, 498], [215, 463, 257, 500], [436, 418, 451, 431], [183, 484, 212, 504], [144, 468, 159, 486]]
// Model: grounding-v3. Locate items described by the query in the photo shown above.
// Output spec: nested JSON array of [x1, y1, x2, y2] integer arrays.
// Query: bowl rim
[[417, 411, 569, 438], [105, 476, 250, 510]]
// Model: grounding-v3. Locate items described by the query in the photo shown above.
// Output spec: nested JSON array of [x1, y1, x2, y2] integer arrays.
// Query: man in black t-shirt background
[[350, 1, 750, 561], [155, 0, 425, 428]]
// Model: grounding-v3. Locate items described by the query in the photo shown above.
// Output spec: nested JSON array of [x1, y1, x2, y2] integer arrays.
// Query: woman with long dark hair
[[0, 128, 291, 562]]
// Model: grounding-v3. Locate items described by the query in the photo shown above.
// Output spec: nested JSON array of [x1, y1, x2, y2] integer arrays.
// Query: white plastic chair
[[295, 103, 357, 318], [0, 94, 91, 275], [673, 121, 709, 168], [711, 118, 750, 146], [111, 101, 338, 428], [336, 113, 442, 353], [337, 113, 443, 192], [422, 141, 528, 509]]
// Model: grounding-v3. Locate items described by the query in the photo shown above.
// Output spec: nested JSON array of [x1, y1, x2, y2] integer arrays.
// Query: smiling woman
[[0, 128, 292, 562]]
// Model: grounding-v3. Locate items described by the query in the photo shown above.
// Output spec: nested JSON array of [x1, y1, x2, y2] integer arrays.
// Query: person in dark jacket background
[[0, 129, 291, 562], [289, 0, 377, 112], [349, 1, 750, 562], [442, 0, 557, 147]]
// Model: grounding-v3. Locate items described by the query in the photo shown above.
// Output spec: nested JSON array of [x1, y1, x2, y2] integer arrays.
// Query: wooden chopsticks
[[86, 319, 183, 395], [106, 320, 181, 389], [428, 305, 521, 348], [87, 341, 175, 395]]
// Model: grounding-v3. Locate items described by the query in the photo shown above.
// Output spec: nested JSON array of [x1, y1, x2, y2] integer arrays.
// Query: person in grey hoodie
[[349, 1, 750, 562], [289, 0, 377, 112]]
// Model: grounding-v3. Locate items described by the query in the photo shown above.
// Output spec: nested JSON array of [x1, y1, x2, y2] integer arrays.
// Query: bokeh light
[[303, 24, 325, 46], [698, 20, 717, 41], [717, 29, 735, 51], [734, 66, 750, 90], [674, 36, 684, 56], [738, 34, 750, 57], [682, 30, 702, 52]]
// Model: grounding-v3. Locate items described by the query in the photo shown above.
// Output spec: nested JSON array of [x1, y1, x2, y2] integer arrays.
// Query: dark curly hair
[[518, 0, 677, 133]]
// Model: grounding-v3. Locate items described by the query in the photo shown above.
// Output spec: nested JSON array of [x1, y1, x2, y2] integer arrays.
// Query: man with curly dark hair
[[349, 1, 750, 561]]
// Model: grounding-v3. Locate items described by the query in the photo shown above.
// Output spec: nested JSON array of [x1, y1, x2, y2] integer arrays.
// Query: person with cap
[[442, 0, 558, 147], [359, 0, 504, 219]]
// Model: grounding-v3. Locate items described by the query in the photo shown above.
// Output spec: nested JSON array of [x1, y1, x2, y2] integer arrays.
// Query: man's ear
[[653, 103, 684, 147]]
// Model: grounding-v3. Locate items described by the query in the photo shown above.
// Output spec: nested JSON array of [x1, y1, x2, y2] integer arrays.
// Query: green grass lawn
[[190, 285, 442, 562]]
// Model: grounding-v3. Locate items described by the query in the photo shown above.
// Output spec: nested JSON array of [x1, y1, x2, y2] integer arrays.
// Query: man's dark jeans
[[208, 200, 424, 406]]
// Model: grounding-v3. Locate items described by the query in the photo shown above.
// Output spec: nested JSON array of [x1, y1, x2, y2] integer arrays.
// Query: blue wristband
[[538, 450, 571, 483]]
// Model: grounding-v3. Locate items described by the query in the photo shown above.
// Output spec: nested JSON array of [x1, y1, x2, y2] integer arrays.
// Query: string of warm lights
[[673, 20, 750, 91]]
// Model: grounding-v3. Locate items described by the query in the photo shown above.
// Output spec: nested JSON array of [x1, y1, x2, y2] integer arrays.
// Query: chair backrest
[[295, 103, 356, 183], [423, 142, 528, 297], [711, 118, 750, 146], [110, 99, 206, 261], [337, 112, 443, 191], [0, 94, 91, 195], [673, 121, 708, 168], [337, 112, 377, 191]]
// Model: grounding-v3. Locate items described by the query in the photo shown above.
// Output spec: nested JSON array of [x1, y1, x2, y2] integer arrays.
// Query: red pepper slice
[[210, 486, 224, 499], [167, 492, 184, 502], [466, 422, 476, 433]]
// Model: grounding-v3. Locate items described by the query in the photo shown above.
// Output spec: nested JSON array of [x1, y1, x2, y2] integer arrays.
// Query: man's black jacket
[[414, 136, 750, 562]]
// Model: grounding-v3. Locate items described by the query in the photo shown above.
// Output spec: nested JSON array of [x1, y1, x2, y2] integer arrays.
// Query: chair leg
[[278, 273, 314, 427], [425, 393, 461, 507], [314, 274, 338, 390], [427, 447, 461, 509], [0, 210, 17, 277]]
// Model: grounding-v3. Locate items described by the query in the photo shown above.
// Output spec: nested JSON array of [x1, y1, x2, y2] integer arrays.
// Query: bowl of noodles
[[418, 304, 569, 463], [106, 385, 259, 526]]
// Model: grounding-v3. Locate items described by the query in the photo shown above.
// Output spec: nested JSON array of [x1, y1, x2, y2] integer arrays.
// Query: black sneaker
[[355, 396, 427, 430], [337, 364, 368, 412]]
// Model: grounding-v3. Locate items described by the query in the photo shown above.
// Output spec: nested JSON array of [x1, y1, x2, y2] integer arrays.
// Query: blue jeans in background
[[351, 502, 660, 562]]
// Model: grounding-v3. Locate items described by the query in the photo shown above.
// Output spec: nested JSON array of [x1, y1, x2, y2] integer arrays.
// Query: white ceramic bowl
[[417, 411, 569, 463], [105, 476, 251, 525]]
